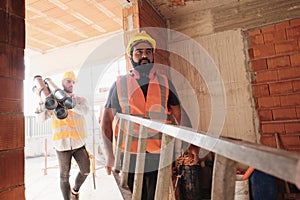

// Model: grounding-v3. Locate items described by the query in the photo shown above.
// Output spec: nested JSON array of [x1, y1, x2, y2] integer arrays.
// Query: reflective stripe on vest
[[52, 110, 87, 141], [116, 73, 171, 153]]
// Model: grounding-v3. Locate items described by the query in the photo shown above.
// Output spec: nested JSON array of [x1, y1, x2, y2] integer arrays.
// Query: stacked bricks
[[248, 18, 300, 152], [0, 0, 25, 199]]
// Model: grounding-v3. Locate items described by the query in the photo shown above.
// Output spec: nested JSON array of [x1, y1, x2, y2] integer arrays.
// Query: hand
[[105, 166, 112, 175], [188, 144, 200, 165]]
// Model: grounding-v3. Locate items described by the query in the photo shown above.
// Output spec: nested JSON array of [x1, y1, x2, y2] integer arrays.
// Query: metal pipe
[[44, 78, 67, 102], [33, 75, 57, 110]]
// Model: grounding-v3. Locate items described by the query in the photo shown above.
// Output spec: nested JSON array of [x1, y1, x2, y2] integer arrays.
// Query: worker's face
[[62, 78, 75, 93], [130, 42, 154, 66]]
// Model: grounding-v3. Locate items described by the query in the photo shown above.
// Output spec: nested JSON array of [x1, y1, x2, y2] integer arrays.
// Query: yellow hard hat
[[126, 31, 156, 56], [62, 71, 77, 82]]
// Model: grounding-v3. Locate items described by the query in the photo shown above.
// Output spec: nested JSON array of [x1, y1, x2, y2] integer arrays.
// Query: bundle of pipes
[[32, 75, 75, 119]]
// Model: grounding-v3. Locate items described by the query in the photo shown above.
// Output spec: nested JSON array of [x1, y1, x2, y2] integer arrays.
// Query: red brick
[[278, 67, 300, 80], [0, 150, 24, 191], [255, 70, 278, 83], [0, 44, 10, 76], [9, 46, 25, 79], [290, 52, 300, 66], [252, 84, 269, 97], [296, 107, 300, 118], [260, 135, 276, 148], [263, 30, 286, 44], [257, 96, 281, 108], [0, 98, 23, 113], [7, 0, 25, 18], [269, 81, 293, 95], [275, 40, 299, 55], [0, 77, 23, 99], [272, 107, 297, 120], [293, 80, 300, 92], [286, 26, 300, 40], [0, 114, 24, 151], [267, 55, 290, 69], [9, 14, 25, 48], [280, 94, 300, 107], [261, 122, 285, 134], [252, 44, 276, 59], [285, 121, 300, 134], [0, 186, 25, 200], [0, 10, 8, 43], [290, 19, 300, 27], [258, 109, 273, 121], [140, 1, 165, 28], [0, 0, 6, 9], [278, 135, 300, 150], [275, 21, 290, 30], [248, 48, 254, 59], [248, 28, 261, 36], [261, 24, 276, 33], [251, 59, 267, 71], [250, 34, 264, 46]]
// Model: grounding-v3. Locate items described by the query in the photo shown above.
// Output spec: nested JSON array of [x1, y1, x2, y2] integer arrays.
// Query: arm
[[36, 105, 52, 123], [169, 88, 200, 164], [72, 95, 89, 115], [100, 107, 117, 175], [169, 104, 181, 125], [180, 106, 200, 164]]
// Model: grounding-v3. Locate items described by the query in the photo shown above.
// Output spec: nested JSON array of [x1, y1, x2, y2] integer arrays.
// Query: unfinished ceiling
[[25, 0, 228, 54], [25, 0, 124, 53], [25, 0, 205, 54]]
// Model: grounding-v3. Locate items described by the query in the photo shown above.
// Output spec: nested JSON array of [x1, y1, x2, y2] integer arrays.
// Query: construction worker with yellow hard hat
[[126, 30, 156, 56], [62, 71, 77, 83], [37, 70, 90, 200], [126, 31, 157, 78], [100, 30, 200, 199]]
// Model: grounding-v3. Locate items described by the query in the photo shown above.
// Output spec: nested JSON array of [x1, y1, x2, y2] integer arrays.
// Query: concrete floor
[[25, 156, 123, 200]]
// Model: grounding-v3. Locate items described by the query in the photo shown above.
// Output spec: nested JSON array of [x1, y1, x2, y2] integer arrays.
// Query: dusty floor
[[25, 155, 123, 200]]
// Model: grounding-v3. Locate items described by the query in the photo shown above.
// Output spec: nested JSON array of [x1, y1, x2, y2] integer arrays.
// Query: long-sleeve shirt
[[37, 95, 89, 151]]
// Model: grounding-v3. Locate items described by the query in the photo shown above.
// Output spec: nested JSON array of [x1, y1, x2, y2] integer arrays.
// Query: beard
[[63, 87, 73, 94], [131, 58, 154, 76]]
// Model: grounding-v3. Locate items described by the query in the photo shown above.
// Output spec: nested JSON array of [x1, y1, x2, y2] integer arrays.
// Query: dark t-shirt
[[105, 75, 180, 113]]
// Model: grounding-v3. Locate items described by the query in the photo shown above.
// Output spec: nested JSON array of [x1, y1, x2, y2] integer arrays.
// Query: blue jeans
[[56, 146, 90, 200]]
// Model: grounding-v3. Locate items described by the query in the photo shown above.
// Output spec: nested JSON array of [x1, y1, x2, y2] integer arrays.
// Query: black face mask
[[131, 58, 154, 77]]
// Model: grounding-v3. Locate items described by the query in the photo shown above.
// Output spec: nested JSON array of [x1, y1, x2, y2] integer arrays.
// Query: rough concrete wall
[[199, 30, 256, 142], [162, 0, 300, 37], [169, 30, 256, 142], [164, 0, 300, 143], [0, 0, 25, 199]]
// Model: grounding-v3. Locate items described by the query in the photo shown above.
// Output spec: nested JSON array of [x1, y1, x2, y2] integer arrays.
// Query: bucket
[[235, 175, 250, 200]]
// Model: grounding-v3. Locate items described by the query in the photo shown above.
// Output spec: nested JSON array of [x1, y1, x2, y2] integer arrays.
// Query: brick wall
[[0, 0, 25, 199], [248, 18, 300, 152]]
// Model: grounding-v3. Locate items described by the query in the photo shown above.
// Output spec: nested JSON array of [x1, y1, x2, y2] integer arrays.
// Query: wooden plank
[[132, 125, 148, 200], [211, 154, 237, 200], [116, 113, 300, 188], [120, 121, 134, 187], [155, 134, 174, 200], [114, 118, 125, 171]]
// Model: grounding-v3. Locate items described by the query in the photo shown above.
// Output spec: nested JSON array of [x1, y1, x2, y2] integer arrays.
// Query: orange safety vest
[[52, 110, 87, 151], [115, 71, 172, 153]]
